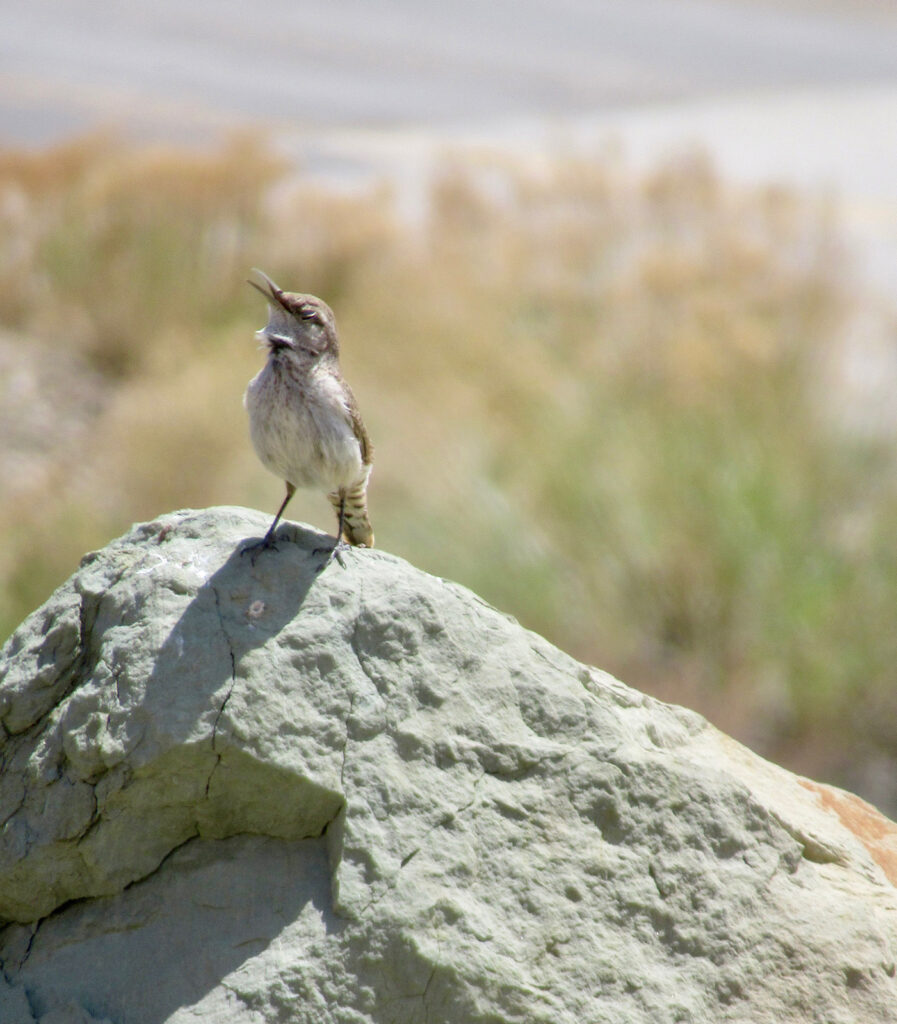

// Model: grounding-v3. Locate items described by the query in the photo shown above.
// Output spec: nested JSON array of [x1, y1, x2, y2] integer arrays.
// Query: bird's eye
[[300, 309, 320, 323]]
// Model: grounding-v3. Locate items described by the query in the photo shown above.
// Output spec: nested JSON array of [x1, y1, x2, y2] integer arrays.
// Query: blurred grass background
[[2, 132, 896, 813]]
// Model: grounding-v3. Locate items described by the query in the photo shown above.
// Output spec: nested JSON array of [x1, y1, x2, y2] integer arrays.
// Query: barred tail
[[328, 478, 374, 548]]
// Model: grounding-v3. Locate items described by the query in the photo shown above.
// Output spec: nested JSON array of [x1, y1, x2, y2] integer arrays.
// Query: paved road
[[3, 0, 897, 144]]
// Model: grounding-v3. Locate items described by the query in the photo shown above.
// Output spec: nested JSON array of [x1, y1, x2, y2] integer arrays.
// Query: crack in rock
[[206, 586, 238, 799], [392, 775, 485, 878], [339, 690, 357, 792]]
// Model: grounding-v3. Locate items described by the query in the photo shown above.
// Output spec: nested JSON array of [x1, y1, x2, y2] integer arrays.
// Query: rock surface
[[2, 506, 897, 1024]]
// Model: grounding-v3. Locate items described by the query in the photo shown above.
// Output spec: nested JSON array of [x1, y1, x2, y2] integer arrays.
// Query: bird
[[243, 269, 374, 561]]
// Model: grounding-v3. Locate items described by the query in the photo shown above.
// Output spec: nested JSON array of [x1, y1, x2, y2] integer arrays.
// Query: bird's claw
[[241, 535, 279, 565], [314, 537, 349, 570]]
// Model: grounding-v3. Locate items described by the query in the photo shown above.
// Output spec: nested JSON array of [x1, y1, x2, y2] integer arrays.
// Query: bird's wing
[[344, 385, 373, 465]]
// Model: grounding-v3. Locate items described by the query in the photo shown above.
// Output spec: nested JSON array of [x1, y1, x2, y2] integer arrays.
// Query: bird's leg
[[331, 495, 350, 567], [242, 483, 295, 562], [335, 494, 347, 546], [315, 491, 349, 568], [264, 484, 296, 543]]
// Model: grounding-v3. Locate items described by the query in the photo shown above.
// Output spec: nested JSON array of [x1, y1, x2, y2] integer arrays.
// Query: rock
[[1, 506, 896, 1024]]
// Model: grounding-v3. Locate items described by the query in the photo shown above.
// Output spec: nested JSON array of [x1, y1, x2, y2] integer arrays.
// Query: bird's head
[[248, 269, 339, 367]]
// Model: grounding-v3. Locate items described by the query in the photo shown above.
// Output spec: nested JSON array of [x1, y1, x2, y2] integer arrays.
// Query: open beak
[[249, 269, 296, 351], [247, 268, 287, 307]]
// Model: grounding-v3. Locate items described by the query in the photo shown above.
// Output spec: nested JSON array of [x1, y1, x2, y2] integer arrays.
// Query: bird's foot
[[240, 533, 279, 565], [314, 536, 349, 570]]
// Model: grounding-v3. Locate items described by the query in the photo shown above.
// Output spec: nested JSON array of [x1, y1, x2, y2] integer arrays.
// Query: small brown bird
[[243, 270, 374, 558]]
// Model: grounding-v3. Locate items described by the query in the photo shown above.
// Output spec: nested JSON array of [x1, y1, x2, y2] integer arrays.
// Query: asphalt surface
[[2, 0, 897, 143]]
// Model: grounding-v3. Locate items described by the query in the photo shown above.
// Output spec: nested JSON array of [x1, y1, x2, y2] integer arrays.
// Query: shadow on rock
[[142, 522, 327, 742], [14, 835, 339, 1024]]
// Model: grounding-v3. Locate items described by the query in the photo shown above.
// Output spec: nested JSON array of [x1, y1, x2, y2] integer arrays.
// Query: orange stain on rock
[[799, 779, 897, 887]]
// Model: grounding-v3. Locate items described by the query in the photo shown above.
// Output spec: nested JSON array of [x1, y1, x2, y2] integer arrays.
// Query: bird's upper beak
[[247, 268, 288, 308], [249, 269, 298, 350]]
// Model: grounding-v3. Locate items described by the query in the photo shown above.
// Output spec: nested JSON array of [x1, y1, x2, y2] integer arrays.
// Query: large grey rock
[[1, 506, 897, 1024]]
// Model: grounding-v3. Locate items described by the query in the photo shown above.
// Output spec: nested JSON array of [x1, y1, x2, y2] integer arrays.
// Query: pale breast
[[245, 360, 364, 492]]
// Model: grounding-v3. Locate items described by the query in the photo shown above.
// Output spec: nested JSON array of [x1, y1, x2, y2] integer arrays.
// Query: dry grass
[[2, 133, 896, 811]]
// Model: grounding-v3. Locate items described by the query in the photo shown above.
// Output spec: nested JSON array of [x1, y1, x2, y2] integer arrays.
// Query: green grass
[[2, 134, 896, 811]]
